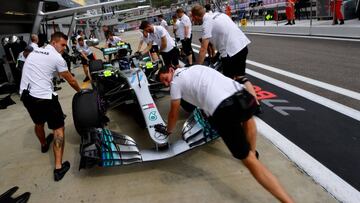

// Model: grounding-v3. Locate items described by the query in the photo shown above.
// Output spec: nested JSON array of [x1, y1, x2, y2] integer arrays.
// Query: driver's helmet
[[10, 35, 18, 43], [2, 37, 9, 45], [116, 41, 125, 46]]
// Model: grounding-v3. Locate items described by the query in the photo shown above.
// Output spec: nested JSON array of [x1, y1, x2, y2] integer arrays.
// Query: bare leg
[[243, 117, 257, 152], [242, 151, 294, 203], [187, 54, 193, 65], [83, 65, 90, 78], [34, 123, 46, 146], [53, 127, 65, 169]]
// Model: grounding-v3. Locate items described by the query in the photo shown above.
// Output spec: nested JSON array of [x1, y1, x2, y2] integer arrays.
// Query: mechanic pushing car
[[20, 32, 81, 181], [158, 65, 294, 203]]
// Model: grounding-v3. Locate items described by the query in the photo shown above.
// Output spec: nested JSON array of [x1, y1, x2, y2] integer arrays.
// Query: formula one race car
[[72, 88, 220, 169], [88, 48, 165, 110], [97, 41, 132, 62], [72, 48, 220, 169]]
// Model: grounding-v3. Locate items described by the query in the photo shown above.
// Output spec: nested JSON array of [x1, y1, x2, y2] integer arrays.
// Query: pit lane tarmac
[[0, 31, 338, 203]]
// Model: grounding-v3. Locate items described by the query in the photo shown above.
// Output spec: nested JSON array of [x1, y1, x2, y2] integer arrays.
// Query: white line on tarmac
[[192, 44, 201, 48], [191, 46, 360, 201], [245, 32, 360, 42], [191, 44, 360, 102], [193, 46, 360, 120], [246, 60, 360, 101], [255, 117, 360, 203], [246, 69, 360, 121]]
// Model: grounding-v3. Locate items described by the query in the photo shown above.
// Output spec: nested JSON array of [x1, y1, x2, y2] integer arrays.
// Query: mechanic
[[29, 34, 39, 49], [191, 5, 261, 114], [137, 30, 159, 61], [176, 8, 194, 67], [158, 14, 168, 30], [76, 37, 94, 82], [172, 15, 181, 44], [20, 32, 81, 181], [139, 21, 180, 69], [17, 45, 34, 71], [158, 65, 294, 203], [106, 31, 122, 47], [106, 31, 124, 61], [76, 30, 86, 41]]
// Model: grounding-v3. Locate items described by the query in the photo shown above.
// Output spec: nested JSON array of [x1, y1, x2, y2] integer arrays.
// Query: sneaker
[[83, 76, 90, 82], [54, 161, 70, 181], [41, 133, 54, 153]]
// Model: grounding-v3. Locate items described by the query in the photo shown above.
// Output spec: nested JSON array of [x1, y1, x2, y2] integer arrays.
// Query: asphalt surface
[[190, 31, 360, 111], [187, 30, 360, 191], [0, 31, 338, 203]]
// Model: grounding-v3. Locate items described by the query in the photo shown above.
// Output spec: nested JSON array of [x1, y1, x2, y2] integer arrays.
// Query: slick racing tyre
[[89, 59, 103, 74], [72, 89, 103, 135]]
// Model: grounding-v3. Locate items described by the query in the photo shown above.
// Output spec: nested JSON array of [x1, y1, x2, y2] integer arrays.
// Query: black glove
[[134, 51, 141, 56]]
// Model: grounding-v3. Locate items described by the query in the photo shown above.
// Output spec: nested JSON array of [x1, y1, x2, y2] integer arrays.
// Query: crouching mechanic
[[139, 21, 180, 69], [76, 37, 94, 82], [191, 5, 261, 113], [137, 30, 159, 61], [20, 32, 81, 181], [158, 65, 294, 203]]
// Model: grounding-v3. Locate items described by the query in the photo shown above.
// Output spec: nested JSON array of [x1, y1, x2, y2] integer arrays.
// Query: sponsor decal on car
[[142, 103, 156, 110]]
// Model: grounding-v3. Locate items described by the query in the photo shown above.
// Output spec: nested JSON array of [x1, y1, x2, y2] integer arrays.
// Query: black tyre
[[72, 89, 103, 135], [89, 59, 103, 74]]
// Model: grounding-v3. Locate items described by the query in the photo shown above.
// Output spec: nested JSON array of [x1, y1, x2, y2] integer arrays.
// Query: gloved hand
[[134, 51, 142, 57]]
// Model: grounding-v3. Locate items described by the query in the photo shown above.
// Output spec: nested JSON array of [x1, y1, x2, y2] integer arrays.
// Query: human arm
[[59, 71, 81, 92], [137, 39, 144, 52], [166, 99, 181, 134], [105, 39, 111, 48], [197, 19, 213, 64], [183, 16, 192, 39], [173, 25, 177, 35], [77, 45, 89, 60], [208, 42, 216, 58], [80, 51, 89, 60], [160, 36, 167, 52], [140, 43, 153, 55], [184, 25, 190, 39], [197, 38, 210, 64]]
